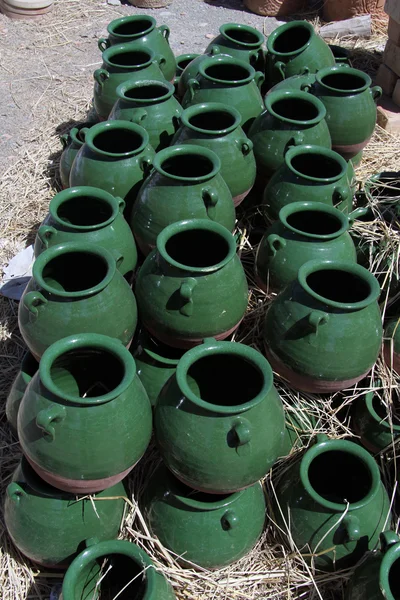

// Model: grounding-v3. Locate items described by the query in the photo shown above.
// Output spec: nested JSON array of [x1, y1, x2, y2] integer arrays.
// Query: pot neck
[[108, 15, 156, 40], [117, 81, 174, 105], [279, 202, 349, 240], [267, 21, 314, 57], [49, 187, 119, 232], [219, 23, 264, 49]]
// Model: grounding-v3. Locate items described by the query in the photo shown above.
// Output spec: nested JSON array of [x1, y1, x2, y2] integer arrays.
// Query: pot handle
[[110, 249, 124, 269], [334, 185, 350, 205], [202, 186, 218, 220], [348, 206, 368, 226], [232, 417, 251, 446], [7, 482, 27, 503], [140, 156, 153, 175], [274, 60, 286, 80], [380, 531, 400, 552], [179, 277, 197, 316], [370, 85, 382, 102], [267, 234, 286, 257], [115, 196, 126, 213], [221, 509, 239, 531], [290, 132, 305, 147], [36, 405, 66, 441], [93, 68, 109, 87], [300, 82, 312, 93], [158, 24, 170, 43], [155, 54, 167, 68], [254, 71, 265, 90], [38, 225, 57, 248], [308, 310, 329, 335], [130, 108, 148, 125], [342, 514, 361, 542], [187, 78, 201, 101], [98, 37, 110, 52], [211, 45, 221, 56], [23, 291, 47, 317], [60, 133, 69, 149], [238, 139, 253, 155]]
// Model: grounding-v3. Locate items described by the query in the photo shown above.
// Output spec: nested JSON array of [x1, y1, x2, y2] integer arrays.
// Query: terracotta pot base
[[383, 343, 400, 375], [233, 186, 253, 207], [145, 319, 243, 349], [332, 138, 370, 161], [173, 469, 251, 495]]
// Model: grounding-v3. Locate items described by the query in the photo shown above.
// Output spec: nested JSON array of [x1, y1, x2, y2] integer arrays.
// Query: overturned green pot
[[6, 351, 38, 435]]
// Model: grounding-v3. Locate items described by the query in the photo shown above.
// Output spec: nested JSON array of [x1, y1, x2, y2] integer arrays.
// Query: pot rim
[[175, 338, 273, 414], [157, 218, 237, 274], [279, 201, 349, 240], [316, 66, 372, 94], [40, 333, 135, 404], [198, 55, 255, 86], [285, 144, 347, 183], [85, 120, 149, 158], [49, 186, 119, 231], [219, 22, 264, 48], [180, 102, 242, 136], [266, 20, 314, 57], [107, 14, 156, 39], [265, 90, 326, 126], [298, 259, 381, 310], [153, 144, 221, 182], [379, 538, 400, 600], [300, 437, 381, 511], [62, 540, 157, 600], [363, 389, 400, 433], [101, 42, 156, 70], [116, 78, 175, 104], [176, 53, 201, 74], [32, 242, 116, 298], [68, 122, 95, 147]]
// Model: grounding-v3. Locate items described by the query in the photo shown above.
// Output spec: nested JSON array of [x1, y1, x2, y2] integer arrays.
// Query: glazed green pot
[[4, 458, 126, 568], [93, 44, 166, 120], [69, 121, 155, 215], [135, 219, 248, 348], [255, 201, 357, 293], [248, 90, 331, 181], [143, 464, 266, 568], [97, 15, 176, 82], [275, 435, 391, 570], [18, 333, 152, 493], [383, 318, 400, 375], [205, 22, 265, 71], [130, 145, 235, 255], [109, 79, 182, 151], [329, 44, 351, 67], [263, 260, 382, 393], [177, 47, 222, 98], [62, 539, 176, 600], [155, 337, 285, 493], [18, 243, 138, 359], [262, 145, 353, 219], [266, 20, 335, 86], [175, 53, 200, 97], [182, 55, 265, 133], [6, 352, 38, 435], [34, 187, 137, 277], [345, 531, 400, 599], [59, 122, 96, 190], [171, 102, 256, 206]]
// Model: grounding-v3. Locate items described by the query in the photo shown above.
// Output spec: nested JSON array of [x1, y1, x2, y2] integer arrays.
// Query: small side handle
[[348, 206, 368, 226], [38, 225, 57, 248], [23, 291, 47, 317], [274, 60, 286, 80], [98, 37, 110, 52], [221, 509, 239, 531], [238, 138, 253, 156], [7, 483, 27, 504], [187, 78, 201, 101], [36, 405, 66, 441], [158, 24, 170, 42], [140, 156, 153, 176], [115, 196, 126, 213], [370, 85, 382, 102], [291, 131, 305, 147], [267, 234, 286, 257], [179, 277, 197, 316], [308, 310, 329, 335], [380, 531, 400, 552], [130, 108, 148, 125], [202, 186, 219, 221], [231, 417, 251, 446], [93, 68, 109, 87], [60, 133, 69, 149], [342, 514, 361, 542], [254, 71, 265, 90]]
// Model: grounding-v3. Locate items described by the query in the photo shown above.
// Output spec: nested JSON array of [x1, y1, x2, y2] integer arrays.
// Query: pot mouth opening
[[282, 205, 346, 240], [107, 48, 153, 69], [368, 393, 400, 430], [69, 122, 93, 146], [268, 94, 322, 125], [156, 147, 219, 181], [122, 80, 172, 102], [52, 190, 116, 230], [220, 23, 263, 47], [201, 61, 252, 84], [366, 172, 400, 202], [171, 473, 241, 509], [269, 21, 312, 56], [110, 15, 155, 37], [383, 552, 400, 600], [176, 53, 199, 74], [90, 124, 147, 157], [317, 69, 369, 93], [185, 104, 239, 134], [287, 148, 345, 182], [21, 351, 39, 378]]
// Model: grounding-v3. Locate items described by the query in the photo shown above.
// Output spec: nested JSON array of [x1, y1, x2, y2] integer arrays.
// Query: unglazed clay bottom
[[145, 319, 243, 349]]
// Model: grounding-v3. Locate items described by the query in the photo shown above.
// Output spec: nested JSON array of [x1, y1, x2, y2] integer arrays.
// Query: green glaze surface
[[98, 15, 176, 81], [154, 337, 285, 492], [19, 242, 138, 359], [143, 464, 266, 568], [171, 102, 256, 205], [18, 334, 152, 490], [62, 539, 176, 600], [205, 22, 265, 71], [262, 145, 353, 219], [93, 43, 166, 120], [135, 219, 248, 348], [4, 458, 126, 567], [329, 44, 351, 67], [275, 436, 391, 570], [263, 260, 382, 392], [6, 352, 38, 434], [69, 121, 155, 215], [59, 122, 96, 190], [34, 187, 137, 277], [130, 145, 235, 256], [248, 90, 331, 180], [178, 47, 223, 98], [256, 202, 357, 293], [182, 55, 264, 133], [109, 79, 182, 151], [175, 54, 200, 96]]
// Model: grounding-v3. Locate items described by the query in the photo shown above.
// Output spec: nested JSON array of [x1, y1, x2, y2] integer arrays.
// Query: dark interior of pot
[[22, 352, 39, 377], [124, 83, 167, 100], [369, 175, 400, 200], [290, 153, 342, 179], [176, 56, 194, 72], [109, 50, 151, 67], [306, 269, 370, 303], [50, 348, 124, 398], [42, 251, 108, 292], [189, 109, 235, 131], [272, 97, 319, 122], [93, 128, 143, 154], [165, 229, 229, 268], [204, 63, 249, 82], [273, 25, 310, 53], [372, 395, 400, 426], [389, 557, 400, 599], [308, 450, 372, 504], [225, 27, 259, 45], [161, 153, 213, 178], [83, 554, 147, 600], [286, 210, 341, 236], [113, 18, 151, 36], [187, 354, 264, 406], [57, 196, 113, 226], [321, 72, 366, 91]]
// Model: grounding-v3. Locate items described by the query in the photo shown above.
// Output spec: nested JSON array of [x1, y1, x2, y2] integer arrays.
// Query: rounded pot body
[[18, 243, 138, 359], [352, 384, 400, 453], [154, 338, 286, 493], [18, 334, 152, 493], [6, 352, 38, 434], [4, 458, 126, 568], [130, 145, 235, 255], [135, 219, 248, 348], [205, 23, 265, 71], [59, 122, 96, 189], [34, 187, 137, 277], [178, 48, 223, 98], [143, 464, 266, 568], [383, 318, 400, 375], [263, 260, 383, 393], [171, 102, 256, 206]]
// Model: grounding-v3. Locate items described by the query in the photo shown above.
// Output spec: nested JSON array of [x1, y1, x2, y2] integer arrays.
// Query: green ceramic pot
[[182, 55, 265, 133], [59, 122, 96, 190], [178, 47, 222, 98], [263, 260, 382, 393], [266, 20, 335, 86], [62, 539, 176, 600], [205, 22, 265, 71], [329, 44, 352, 67], [97, 15, 176, 82], [255, 201, 357, 293], [345, 531, 400, 599], [171, 102, 256, 206], [4, 458, 126, 568], [248, 90, 331, 182], [175, 53, 200, 97], [19, 243, 138, 359], [275, 435, 391, 570], [34, 187, 137, 278], [18, 333, 152, 493], [143, 464, 266, 568], [383, 318, 400, 375], [262, 145, 353, 219], [6, 352, 38, 435], [109, 79, 182, 151], [93, 44, 166, 120], [130, 145, 235, 256], [69, 121, 155, 215], [154, 337, 285, 493], [135, 219, 248, 348]]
